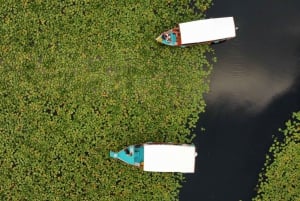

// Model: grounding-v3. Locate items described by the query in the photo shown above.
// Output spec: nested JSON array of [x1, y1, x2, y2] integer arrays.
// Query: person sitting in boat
[[124, 148, 132, 156], [161, 31, 177, 46], [161, 26, 181, 46], [162, 33, 171, 42]]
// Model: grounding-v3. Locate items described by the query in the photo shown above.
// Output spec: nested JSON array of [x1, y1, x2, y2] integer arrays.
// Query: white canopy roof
[[143, 144, 196, 173], [179, 17, 236, 44]]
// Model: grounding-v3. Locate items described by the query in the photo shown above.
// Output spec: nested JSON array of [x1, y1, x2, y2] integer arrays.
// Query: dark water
[[180, 1, 300, 201]]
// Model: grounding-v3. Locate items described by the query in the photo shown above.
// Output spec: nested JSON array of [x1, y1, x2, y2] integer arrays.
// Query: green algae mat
[[253, 112, 300, 201], [0, 1, 213, 200]]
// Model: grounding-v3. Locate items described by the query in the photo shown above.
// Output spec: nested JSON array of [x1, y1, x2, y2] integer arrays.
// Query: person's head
[[124, 148, 130, 155], [162, 33, 169, 40]]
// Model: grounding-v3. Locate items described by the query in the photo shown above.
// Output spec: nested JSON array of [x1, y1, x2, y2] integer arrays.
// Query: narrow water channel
[[180, 1, 300, 200]]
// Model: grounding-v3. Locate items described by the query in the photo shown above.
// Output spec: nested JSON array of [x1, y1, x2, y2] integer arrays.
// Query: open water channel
[[180, 1, 300, 200]]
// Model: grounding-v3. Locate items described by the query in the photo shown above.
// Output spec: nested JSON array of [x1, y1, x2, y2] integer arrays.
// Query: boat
[[110, 143, 197, 173], [156, 17, 237, 47]]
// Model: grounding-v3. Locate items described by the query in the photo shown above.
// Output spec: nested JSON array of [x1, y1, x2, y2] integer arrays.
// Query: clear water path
[[180, 1, 300, 200]]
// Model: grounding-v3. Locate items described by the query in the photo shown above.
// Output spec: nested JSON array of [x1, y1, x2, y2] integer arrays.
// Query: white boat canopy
[[143, 144, 197, 173], [179, 17, 236, 45]]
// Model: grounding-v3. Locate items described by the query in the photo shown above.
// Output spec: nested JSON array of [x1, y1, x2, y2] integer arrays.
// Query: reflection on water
[[180, 0, 300, 201], [207, 52, 296, 113], [207, 9, 300, 113]]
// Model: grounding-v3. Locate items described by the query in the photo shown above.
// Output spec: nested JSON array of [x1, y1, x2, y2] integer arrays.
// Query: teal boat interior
[[110, 144, 144, 166], [156, 26, 182, 46]]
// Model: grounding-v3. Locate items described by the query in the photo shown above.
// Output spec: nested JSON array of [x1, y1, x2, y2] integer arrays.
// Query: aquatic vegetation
[[0, 0, 213, 200], [253, 112, 300, 201]]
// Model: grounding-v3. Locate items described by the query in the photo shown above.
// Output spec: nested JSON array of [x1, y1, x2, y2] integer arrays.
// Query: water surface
[[180, 1, 300, 200]]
